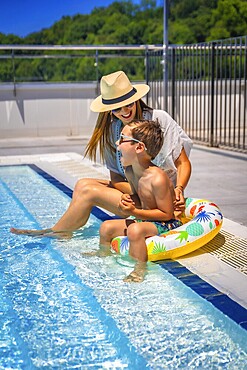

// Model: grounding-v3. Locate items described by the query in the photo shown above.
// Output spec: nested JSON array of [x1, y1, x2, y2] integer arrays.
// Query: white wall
[[1, 80, 245, 141], [0, 83, 99, 138]]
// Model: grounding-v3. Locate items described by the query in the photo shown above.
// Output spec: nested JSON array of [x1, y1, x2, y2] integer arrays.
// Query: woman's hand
[[173, 187, 185, 217], [174, 148, 192, 217]]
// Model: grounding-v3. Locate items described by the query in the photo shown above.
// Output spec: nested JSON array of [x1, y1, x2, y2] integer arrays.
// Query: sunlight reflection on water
[[0, 165, 247, 369]]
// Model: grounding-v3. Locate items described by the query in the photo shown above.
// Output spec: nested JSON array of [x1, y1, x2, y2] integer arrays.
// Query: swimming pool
[[1, 164, 247, 369]]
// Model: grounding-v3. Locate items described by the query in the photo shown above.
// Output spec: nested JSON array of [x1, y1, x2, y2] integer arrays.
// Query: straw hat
[[90, 70, 150, 112]]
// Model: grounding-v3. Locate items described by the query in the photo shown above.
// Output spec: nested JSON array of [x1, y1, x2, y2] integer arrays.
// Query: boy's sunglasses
[[112, 102, 135, 113], [118, 134, 147, 150]]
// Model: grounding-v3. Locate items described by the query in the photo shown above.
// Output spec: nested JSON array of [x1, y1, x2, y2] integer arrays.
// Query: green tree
[[1, 0, 247, 82], [208, 0, 247, 40], [169, 21, 197, 44]]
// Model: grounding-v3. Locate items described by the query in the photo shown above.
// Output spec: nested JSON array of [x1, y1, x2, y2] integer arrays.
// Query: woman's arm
[[110, 171, 132, 194], [175, 147, 191, 189], [174, 148, 192, 212]]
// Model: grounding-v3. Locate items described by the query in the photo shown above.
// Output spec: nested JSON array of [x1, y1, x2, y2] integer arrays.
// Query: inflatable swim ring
[[111, 197, 223, 261]]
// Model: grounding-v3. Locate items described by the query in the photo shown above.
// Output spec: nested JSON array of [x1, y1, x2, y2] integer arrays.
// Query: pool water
[[0, 165, 247, 369]]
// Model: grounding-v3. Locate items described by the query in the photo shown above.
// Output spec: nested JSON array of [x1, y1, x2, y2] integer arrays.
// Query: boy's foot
[[123, 261, 147, 283], [123, 270, 145, 283], [10, 227, 72, 239]]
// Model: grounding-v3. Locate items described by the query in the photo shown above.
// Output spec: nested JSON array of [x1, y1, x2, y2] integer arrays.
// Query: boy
[[99, 119, 182, 283]]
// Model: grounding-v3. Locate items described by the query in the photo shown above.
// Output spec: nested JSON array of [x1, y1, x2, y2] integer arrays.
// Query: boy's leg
[[99, 219, 130, 246], [123, 222, 158, 283], [81, 219, 129, 257]]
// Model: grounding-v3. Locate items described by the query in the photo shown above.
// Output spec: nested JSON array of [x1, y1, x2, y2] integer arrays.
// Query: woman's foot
[[82, 245, 112, 257], [10, 227, 73, 239]]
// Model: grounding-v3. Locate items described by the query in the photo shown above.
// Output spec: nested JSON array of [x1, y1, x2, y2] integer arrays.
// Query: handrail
[[1, 43, 245, 52], [0, 44, 163, 51]]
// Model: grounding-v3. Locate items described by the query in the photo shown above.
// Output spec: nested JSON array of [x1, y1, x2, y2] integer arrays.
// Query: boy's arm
[[119, 193, 141, 214], [118, 166, 142, 213]]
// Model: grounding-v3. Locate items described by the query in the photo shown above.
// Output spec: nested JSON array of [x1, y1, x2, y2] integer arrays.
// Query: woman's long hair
[[84, 99, 152, 163]]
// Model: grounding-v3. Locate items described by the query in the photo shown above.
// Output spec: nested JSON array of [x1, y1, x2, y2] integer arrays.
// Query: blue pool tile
[[159, 260, 247, 330]]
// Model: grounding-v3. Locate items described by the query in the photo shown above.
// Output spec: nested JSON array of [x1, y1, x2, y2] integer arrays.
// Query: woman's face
[[111, 101, 137, 125]]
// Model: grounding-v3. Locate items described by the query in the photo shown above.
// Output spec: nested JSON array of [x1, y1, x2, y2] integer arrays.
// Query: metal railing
[[0, 37, 246, 152], [146, 36, 247, 153], [0, 44, 155, 94]]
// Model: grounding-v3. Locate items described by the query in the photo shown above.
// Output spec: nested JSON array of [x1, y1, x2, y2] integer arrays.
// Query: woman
[[11, 71, 192, 237]]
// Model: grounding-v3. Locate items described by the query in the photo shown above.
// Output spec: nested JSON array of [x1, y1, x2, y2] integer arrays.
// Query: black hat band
[[102, 87, 137, 105]]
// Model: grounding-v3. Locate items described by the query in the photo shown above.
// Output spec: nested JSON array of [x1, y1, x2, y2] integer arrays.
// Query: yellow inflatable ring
[[111, 198, 223, 261]]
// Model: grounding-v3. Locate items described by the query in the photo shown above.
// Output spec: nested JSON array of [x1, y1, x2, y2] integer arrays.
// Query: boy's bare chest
[[135, 178, 155, 207]]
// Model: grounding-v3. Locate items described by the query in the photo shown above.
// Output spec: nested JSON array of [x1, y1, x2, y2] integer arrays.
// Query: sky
[[0, 0, 141, 38]]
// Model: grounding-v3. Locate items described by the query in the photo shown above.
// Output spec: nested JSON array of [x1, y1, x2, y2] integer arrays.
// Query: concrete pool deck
[[0, 136, 247, 312]]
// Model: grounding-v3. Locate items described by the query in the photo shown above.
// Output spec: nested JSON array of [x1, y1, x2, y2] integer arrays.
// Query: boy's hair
[[128, 119, 164, 159]]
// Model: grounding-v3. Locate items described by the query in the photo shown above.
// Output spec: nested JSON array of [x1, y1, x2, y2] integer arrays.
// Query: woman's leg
[[52, 178, 126, 231], [11, 178, 126, 236]]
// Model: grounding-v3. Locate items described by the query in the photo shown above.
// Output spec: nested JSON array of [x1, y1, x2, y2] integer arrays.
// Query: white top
[[104, 109, 193, 185]]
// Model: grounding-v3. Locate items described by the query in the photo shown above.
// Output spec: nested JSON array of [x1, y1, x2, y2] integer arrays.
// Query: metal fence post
[[95, 50, 99, 95], [210, 42, 216, 147], [145, 46, 149, 106], [163, 0, 168, 111], [11, 49, 16, 96], [171, 47, 176, 119]]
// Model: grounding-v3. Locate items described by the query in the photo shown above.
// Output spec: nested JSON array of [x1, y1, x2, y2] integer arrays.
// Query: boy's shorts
[[133, 218, 183, 235]]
